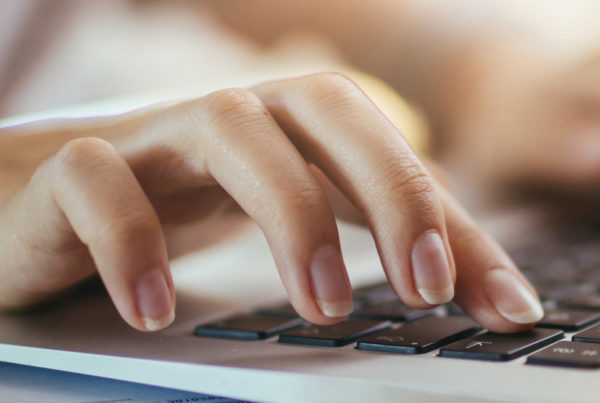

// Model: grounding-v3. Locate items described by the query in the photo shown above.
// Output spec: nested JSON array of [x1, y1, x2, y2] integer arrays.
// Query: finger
[[310, 146, 544, 332], [439, 186, 544, 332], [308, 164, 366, 225], [307, 159, 451, 227], [253, 73, 455, 308], [168, 90, 353, 324], [35, 138, 174, 331]]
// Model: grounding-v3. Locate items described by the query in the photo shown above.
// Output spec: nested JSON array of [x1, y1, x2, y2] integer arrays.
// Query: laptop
[[1, 207, 599, 403], [2, 98, 599, 402]]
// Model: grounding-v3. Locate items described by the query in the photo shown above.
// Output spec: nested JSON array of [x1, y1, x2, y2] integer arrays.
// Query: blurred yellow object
[[342, 68, 431, 156]]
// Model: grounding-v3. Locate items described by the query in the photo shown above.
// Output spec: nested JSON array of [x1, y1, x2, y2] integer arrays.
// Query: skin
[[3, 0, 596, 335], [0, 73, 539, 333]]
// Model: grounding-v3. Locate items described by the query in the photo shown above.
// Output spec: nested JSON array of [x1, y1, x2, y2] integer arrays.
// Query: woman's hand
[[0, 73, 543, 332], [440, 52, 600, 193]]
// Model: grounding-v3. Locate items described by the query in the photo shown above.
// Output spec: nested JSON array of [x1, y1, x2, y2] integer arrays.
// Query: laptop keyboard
[[194, 220, 600, 370]]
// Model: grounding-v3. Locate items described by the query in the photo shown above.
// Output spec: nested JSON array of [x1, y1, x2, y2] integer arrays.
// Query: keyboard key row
[[193, 278, 600, 366], [194, 313, 600, 363], [195, 304, 600, 348]]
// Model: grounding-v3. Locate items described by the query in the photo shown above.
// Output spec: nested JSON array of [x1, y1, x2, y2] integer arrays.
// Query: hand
[[0, 73, 543, 332], [441, 52, 600, 193]]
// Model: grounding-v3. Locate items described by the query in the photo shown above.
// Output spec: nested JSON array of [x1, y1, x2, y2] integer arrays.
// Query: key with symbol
[[278, 319, 390, 347], [356, 316, 480, 354], [194, 314, 304, 340], [439, 328, 563, 361], [527, 341, 600, 368]]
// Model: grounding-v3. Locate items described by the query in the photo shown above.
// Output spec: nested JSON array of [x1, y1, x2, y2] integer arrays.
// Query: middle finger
[[253, 73, 455, 308]]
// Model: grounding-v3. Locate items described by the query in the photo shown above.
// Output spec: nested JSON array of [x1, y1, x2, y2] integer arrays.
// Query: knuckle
[[369, 154, 441, 223], [203, 88, 268, 128], [198, 89, 276, 162], [378, 154, 437, 202], [270, 183, 328, 224], [396, 169, 437, 199], [302, 72, 362, 109], [55, 137, 116, 172], [306, 72, 358, 95], [284, 185, 325, 214], [194, 89, 273, 152]]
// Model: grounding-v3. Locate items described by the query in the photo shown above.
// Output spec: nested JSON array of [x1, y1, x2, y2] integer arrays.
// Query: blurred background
[[1, 0, 598, 117]]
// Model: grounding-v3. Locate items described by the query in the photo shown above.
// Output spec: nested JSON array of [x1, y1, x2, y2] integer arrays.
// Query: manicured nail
[[411, 230, 454, 304], [135, 269, 175, 331], [310, 245, 353, 317], [484, 268, 544, 324]]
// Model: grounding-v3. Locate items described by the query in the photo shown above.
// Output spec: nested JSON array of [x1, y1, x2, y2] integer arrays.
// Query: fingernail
[[411, 230, 454, 304], [135, 269, 175, 331], [309, 245, 353, 318], [484, 268, 544, 324]]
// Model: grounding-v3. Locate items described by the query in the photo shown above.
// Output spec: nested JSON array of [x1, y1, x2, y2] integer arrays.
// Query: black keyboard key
[[356, 316, 480, 354], [561, 293, 600, 310], [527, 341, 600, 369], [351, 300, 432, 322], [195, 314, 303, 340], [536, 309, 600, 331], [573, 323, 600, 343], [278, 319, 389, 347], [439, 328, 564, 361], [254, 303, 299, 318]]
